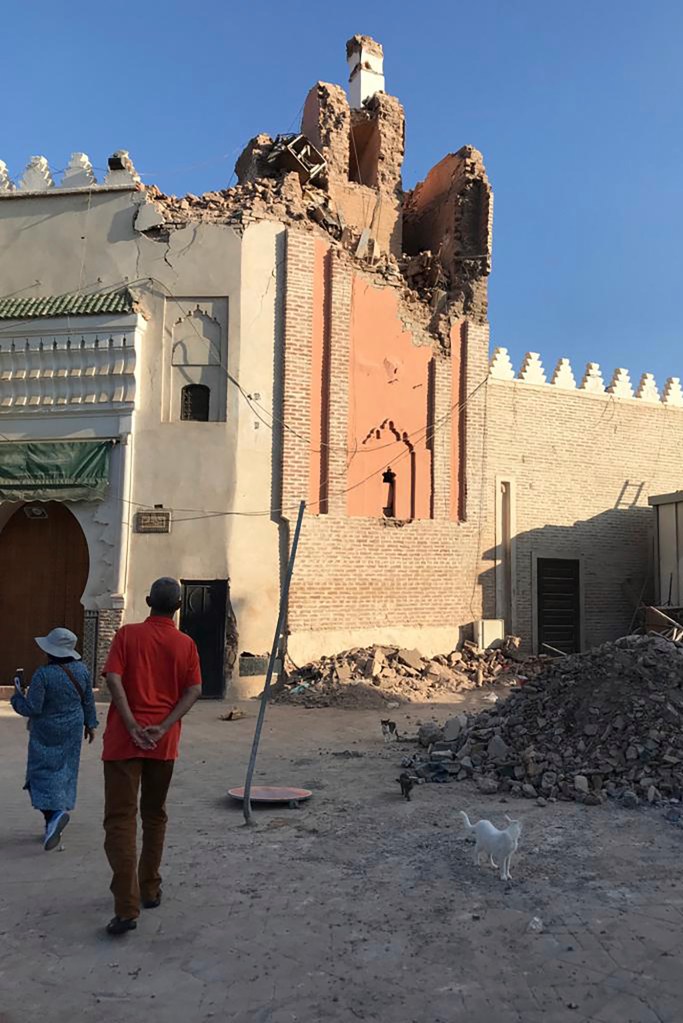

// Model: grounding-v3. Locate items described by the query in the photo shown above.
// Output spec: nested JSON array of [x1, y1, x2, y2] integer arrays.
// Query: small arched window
[[382, 467, 396, 518], [180, 384, 210, 422]]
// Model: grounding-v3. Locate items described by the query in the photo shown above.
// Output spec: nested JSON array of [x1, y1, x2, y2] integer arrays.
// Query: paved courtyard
[[1, 697, 682, 1023]]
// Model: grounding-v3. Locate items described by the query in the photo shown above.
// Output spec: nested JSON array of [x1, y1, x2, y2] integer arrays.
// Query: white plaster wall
[[226, 220, 285, 654], [122, 219, 284, 656], [0, 190, 285, 665]]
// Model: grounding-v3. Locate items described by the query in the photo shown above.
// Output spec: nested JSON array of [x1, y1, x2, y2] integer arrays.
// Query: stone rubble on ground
[[421, 633, 683, 808], [273, 638, 547, 709]]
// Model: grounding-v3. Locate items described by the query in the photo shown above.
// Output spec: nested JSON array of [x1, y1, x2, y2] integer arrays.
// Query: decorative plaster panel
[[0, 320, 138, 411]]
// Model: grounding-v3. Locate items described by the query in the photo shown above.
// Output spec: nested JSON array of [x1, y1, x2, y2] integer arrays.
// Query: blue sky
[[4, 1, 682, 386]]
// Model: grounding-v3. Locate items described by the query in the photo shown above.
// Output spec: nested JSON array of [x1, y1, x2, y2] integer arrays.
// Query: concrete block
[[135, 202, 166, 232]]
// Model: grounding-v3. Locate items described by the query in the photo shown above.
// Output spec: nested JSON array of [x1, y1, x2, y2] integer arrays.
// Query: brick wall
[[95, 609, 123, 681], [281, 231, 316, 513], [486, 379, 683, 649], [281, 220, 492, 653], [281, 229, 683, 660]]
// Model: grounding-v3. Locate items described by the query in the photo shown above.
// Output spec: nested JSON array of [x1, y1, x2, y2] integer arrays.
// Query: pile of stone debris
[[273, 638, 547, 709], [418, 633, 683, 808], [143, 173, 448, 322]]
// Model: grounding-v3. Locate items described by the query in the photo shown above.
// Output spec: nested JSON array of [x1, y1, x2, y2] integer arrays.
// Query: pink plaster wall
[[347, 277, 433, 519]]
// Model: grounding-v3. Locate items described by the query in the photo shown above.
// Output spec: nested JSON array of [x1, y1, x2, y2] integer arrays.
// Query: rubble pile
[[443, 634, 683, 806], [273, 639, 547, 709], [143, 174, 464, 341], [144, 174, 313, 234]]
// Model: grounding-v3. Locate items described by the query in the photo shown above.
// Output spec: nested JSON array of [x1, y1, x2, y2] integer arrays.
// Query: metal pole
[[243, 500, 306, 825]]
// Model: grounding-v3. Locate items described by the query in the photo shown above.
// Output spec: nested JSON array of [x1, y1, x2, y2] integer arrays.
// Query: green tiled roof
[[0, 288, 135, 320]]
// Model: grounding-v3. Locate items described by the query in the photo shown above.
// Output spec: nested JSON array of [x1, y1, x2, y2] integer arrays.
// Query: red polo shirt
[[102, 616, 202, 761]]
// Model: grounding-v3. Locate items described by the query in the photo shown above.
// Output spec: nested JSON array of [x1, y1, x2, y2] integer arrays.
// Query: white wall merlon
[[347, 36, 385, 108], [0, 150, 140, 195], [488, 348, 683, 407]]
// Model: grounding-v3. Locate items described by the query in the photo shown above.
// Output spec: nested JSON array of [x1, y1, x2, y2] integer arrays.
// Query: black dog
[[397, 772, 415, 801]]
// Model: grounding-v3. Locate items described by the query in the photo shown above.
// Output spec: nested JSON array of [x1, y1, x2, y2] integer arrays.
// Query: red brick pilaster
[[281, 230, 316, 517], [326, 255, 352, 516]]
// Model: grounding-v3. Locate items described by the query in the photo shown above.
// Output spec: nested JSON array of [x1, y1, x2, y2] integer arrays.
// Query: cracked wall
[[0, 186, 285, 676]]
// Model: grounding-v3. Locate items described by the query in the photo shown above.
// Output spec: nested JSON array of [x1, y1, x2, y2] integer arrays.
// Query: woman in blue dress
[[11, 627, 98, 851]]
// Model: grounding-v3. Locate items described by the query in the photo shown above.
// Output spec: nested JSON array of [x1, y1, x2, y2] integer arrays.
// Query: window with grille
[[180, 384, 210, 422]]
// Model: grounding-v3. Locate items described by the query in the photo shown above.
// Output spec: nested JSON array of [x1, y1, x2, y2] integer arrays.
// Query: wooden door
[[0, 502, 90, 683], [180, 580, 228, 699], [537, 557, 581, 655]]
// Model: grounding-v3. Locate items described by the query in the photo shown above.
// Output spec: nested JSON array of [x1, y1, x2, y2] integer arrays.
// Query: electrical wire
[[108, 374, 489, 521], [0, 266, 491, 502], [142, 271, 471, 460]]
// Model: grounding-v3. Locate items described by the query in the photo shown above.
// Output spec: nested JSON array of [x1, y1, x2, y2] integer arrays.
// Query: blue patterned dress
[[11, 661, 98, 812]]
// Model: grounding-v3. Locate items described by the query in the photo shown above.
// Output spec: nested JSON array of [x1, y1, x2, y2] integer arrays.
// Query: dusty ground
[[1, 693, 683, 1023]]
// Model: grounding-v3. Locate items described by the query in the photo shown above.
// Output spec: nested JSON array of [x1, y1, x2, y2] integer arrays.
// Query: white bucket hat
[[35, 627, 81, 660]]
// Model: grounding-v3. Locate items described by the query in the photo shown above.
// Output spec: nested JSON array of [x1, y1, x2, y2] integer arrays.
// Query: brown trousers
[[103, 759, 175, 920]]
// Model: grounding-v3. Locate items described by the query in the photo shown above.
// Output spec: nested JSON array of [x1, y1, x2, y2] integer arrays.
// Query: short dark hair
[[148, 577, 182, 613]]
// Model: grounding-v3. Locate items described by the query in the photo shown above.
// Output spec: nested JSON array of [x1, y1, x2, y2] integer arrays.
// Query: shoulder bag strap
[[59, 664, 86, 707]]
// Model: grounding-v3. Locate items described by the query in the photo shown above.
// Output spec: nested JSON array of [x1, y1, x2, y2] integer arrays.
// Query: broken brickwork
[[131, 36, 497, 657], [301, 83, 351, 184], [403, 147, 493, 324], [5, 34, 683, 676], [140, 33, 479, 348]]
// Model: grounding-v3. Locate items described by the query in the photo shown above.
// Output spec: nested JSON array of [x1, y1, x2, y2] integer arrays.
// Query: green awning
[[0, 441, 113, 501]]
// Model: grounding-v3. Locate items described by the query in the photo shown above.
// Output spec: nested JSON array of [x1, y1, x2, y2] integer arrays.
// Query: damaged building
[[0, 35, 682, 693]]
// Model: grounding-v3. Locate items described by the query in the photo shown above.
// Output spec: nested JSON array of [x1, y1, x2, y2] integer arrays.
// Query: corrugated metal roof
[[0, 289, 135, 320]]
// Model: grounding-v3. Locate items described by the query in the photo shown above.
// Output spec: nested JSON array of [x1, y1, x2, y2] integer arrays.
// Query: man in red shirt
[[102, 577, 202, 936]]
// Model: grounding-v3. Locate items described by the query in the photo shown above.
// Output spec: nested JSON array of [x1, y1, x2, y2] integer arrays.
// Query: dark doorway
[[180, 580, 228, 698], [537, 558, 581, 655]]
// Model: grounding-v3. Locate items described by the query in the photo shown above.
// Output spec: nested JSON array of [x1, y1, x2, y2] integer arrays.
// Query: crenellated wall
[[0, 151, 139, 192], [489, 347, 683, 405], [486, 349, 683, 651]]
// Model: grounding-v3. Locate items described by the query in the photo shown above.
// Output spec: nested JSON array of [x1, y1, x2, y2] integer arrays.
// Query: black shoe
[[142, 891, 162, 909], [106, 916, 137, 936]]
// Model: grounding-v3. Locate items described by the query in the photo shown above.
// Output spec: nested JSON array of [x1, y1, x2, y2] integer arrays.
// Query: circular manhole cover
[[228, 786, 312, 804]]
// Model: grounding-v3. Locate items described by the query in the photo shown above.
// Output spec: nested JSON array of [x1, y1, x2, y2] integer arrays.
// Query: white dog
[[459, 811, 522, 881]]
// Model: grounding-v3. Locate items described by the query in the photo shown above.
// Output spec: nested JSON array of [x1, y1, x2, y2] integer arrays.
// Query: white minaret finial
[[346, 35, 385, 109]]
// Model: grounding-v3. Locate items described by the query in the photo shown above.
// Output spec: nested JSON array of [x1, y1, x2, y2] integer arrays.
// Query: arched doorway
[[0, 502, 90, 682]]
